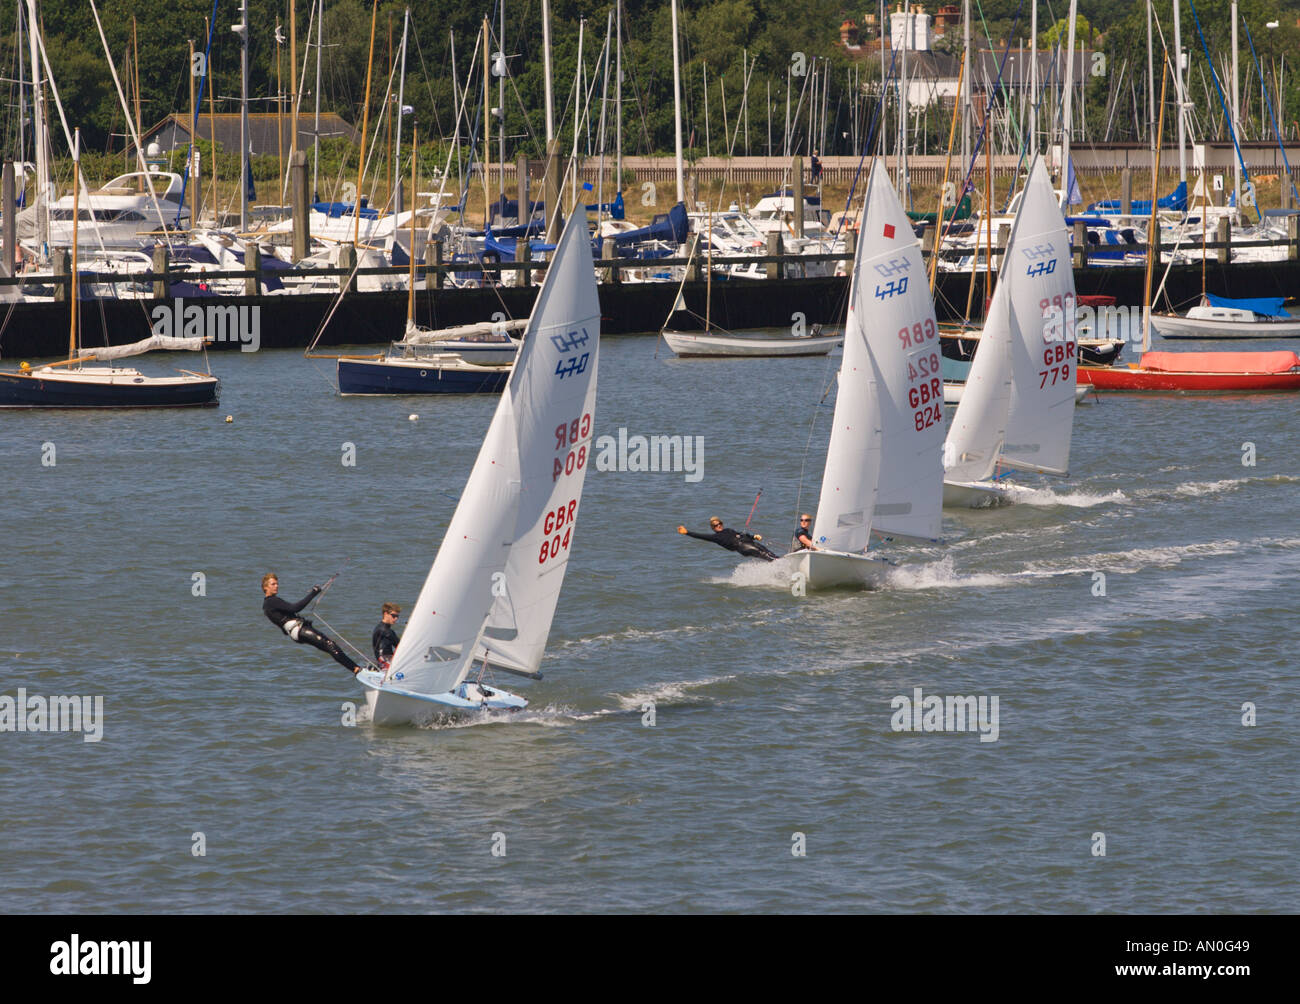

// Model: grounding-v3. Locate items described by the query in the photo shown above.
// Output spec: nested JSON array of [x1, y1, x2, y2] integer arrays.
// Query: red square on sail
[[883, 223, 896, 239]]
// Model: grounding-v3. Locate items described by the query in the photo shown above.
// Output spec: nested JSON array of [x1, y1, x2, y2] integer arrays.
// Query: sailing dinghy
[[774, 159, 946, 589], [943, 156, 1078, 507], [0, 130, 218, 408], [356, 211, 599, 723]]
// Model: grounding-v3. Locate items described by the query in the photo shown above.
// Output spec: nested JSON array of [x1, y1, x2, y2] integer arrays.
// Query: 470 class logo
[[874, 275, 909, 300], [550, 327, 591, 353], [873, 256, 911, 278]]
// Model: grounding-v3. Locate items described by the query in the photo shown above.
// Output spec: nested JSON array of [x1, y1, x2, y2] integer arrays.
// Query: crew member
[[677, 517, 778, 561], [372, 602, 402, 668], [261, 573, 360, 674], [791, 513, 820, 552]]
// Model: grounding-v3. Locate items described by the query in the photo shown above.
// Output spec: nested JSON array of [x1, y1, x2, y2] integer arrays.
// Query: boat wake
[[712, 559, 800, 589], [884, 555, 1021, 590], [1136, 474, 1299, 501], [885, 537, 1254, 590], [996, 484, 1131, 507]]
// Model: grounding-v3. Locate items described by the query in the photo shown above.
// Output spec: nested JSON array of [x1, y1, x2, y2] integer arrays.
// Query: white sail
[[80, 335, 207, 361], [943, 286, 1012, 483], [474, 219, 600, 676], [386, 213, 598, 694], [385, 393, 521, 695], [811, 210, 881, 553], [1000, 157, 1078, 475], [402, 318, 526, 344], [859, 161, 947, 542]]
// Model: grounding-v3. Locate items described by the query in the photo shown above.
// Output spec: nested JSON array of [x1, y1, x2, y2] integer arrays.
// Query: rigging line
[[937, 0, 1024, 251], [1241, 15, 1300, 206], [1185, 0, 1260, 224], [306, 611, 371, 666], [175, 0, 219, 227]]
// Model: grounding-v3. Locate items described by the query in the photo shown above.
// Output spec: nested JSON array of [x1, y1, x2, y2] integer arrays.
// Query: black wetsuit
[[791, 526, 815, 552], [684, 527, 778, 561], [372, 622, 401, 664], [263, 588, 359, 672]]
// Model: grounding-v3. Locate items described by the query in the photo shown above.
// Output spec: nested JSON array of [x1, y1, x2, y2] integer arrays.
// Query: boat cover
[[1141, 351, 1300, 374], [1204, 293, 1290, 318]]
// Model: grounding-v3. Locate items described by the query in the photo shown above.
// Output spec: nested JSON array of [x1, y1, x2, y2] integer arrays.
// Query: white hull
[[774, 548, 892, 589], [1149, 312, 1300, 339], [662, 330, 842, 357], [357, 669, 528, 725]]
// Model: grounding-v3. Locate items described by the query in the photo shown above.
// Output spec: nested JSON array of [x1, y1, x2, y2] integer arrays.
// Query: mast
[[290, 0, 297, 164], [132, 17, 141, 156], [396, 9, 409, 209], [484, 15, 492, 223], [1146, 2, 1155, 157], [1232, 0, 1241, 217], [25, 0, 47, 250], [238, 0, 249, 231], [703, 62, 709, 159], [962, 0, 971, 171], [314, 0, 323, 199], [571, 18, 584, 208], [542, 0, 555, 143], [615, 0, 622, 191], [497, 1, 504, 204], [900, 12, 909, 199], [671, 0, 684, 203], [208, 15, 217, 222], [1029, 0, 1037, 155], [1172, 0, 1186, 182], [189, 38, 197, 228], [1061, 0, 1077, 205], [68, 128, 79, 361], [408, 125, 417, 324], [354, 0, 378, 246]]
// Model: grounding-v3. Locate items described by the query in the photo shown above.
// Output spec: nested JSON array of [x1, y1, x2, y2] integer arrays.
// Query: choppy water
[[1, 333, 1297, 913]]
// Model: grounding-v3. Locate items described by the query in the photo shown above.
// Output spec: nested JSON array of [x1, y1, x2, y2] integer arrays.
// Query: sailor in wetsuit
[[677, 517, 779, 561], [261, 573, 361, 674], [371, 602, 402, 669], [791, 513, 820, 552]]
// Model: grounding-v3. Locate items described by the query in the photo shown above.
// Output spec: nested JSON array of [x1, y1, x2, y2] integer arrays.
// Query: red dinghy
[[1079, 351, 1300, 392]]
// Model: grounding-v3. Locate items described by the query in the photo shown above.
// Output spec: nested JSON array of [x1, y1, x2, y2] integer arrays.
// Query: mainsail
[[1000, 157, 1079, 476], [386, 212, 599, 694], [814, 160, 945, 550], [79, 335, 207, 361], [859, 161, 947, 542], [945, 155, 1076, 483]]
